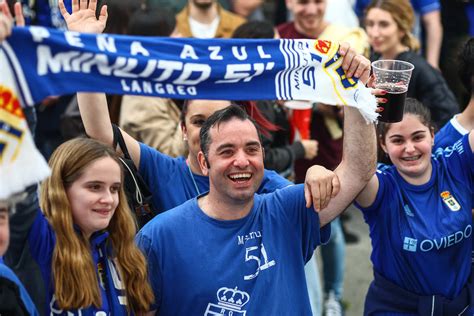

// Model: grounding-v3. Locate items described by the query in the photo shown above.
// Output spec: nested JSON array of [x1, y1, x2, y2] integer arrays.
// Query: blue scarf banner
[[0, 26, 377, 198], [3, 26, 377, 120]]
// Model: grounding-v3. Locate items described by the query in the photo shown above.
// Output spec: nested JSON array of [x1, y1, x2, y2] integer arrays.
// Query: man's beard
[[192, 0, 214, 10]]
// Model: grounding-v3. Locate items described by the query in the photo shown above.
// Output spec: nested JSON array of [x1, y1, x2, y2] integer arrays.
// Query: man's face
[[287, 0, 327, 36], [190, 0, 215, 10], [0, 204, 9, 256], [200, 118, 264, 204]]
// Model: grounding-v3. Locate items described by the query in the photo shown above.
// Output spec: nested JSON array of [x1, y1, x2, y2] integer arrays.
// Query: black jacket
[[372, 51, 459, 128]]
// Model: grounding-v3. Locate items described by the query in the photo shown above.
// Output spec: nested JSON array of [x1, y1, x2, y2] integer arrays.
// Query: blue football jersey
[[356, 135, 473, 299], [137, 184, 331, 315], [434, 115, 468, 151]]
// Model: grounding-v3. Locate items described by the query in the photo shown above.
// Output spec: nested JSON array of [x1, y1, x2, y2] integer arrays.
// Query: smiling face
[[287, 0, 327, 37], [381, 114, 434, 184], [365, 8, 406, 58], [182, 100, 231, 170], [199, 118, 264, 204], [66, 157, 121, 239]]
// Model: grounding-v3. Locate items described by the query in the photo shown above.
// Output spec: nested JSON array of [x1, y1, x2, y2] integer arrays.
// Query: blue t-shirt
[[434, 115, 469, 151], [355, 0, 440, 17], [138, 142, 292, 212], [356, 135, 473, 300], [0, 263, 39, 316], [28, 211, 129, 315], [136, 184, 331, 315]]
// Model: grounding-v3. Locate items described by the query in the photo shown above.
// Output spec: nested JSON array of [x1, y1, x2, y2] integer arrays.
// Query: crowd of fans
[[0, 0, 473, 315]]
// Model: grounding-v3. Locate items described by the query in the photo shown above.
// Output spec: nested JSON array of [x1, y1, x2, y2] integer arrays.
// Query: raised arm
[[317, 106, 376, 226], [422, 10, 443, 70], [59, 0, 141, 166]]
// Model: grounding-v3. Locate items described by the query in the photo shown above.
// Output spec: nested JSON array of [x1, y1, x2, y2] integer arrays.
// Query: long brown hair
[[40, 137, 153, 313], [365, 0, 420, 52]]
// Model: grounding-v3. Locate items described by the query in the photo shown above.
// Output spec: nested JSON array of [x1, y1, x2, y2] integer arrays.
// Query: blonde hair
[[365, 0, 420, 52], [40, 137, 153, 313]]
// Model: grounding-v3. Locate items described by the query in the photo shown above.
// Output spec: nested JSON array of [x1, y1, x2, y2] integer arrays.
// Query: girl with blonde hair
[[29, 138, 153, 314], [364, 0, 458, 128]]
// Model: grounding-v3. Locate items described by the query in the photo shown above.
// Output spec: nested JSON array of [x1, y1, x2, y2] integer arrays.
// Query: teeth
[[229, 173, 251, 180], [402, 156, 420, 161]]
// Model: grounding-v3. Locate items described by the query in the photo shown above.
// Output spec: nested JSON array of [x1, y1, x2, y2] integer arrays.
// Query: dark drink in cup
[[376, 83, 408, 123], [372, 60, 414, 122]]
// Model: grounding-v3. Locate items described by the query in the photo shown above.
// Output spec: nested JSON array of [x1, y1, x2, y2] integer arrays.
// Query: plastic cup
[[372, 60, 414, 123]]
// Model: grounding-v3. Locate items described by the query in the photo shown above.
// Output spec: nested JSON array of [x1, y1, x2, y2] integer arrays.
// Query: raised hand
[[0, 1, 24, 42], [59, 0, 107, 34], [304, 165, 341, 212], [338, 42, 371, 85]]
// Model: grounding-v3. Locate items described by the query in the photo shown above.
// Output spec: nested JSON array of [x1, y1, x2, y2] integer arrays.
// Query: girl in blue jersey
[[30, 138, 154, 314], [355, 98, 474, 315]]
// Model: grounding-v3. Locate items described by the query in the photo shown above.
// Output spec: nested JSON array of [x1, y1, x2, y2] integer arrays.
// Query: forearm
[[318, 106, 376, 226], [423, 11, 443, 69], [77, 92, 113, 146]]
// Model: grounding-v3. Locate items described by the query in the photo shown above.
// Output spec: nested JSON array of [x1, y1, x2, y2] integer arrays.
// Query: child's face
[[0, 203, 9, 257]]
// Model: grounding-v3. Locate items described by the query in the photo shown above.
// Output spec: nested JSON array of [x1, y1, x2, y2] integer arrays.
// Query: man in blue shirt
[[137, 99, 376, 314]]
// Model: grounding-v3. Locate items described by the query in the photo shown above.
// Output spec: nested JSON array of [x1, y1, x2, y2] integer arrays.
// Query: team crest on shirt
[[204, 286, 250, 315], [440, 191, 461, 211]]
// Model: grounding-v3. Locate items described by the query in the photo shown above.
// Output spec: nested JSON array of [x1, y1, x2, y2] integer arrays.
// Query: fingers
[[304, 183, 311, 208], [331, 175, 340, 198], [80, 0, 88, 10], [312, 184, 322, 212], [352, 56, 371, 84], [72, 0, 79, 13], [89, 0, 97, 12], [338, 42, 350, 56], [366, 74, 375, 88], [59, 0, 71, 20], [1, 1, 12, 19], [98, 4, 107, 23], [14, 2, 24, 27], [338, 42, 371, 84], [0, 15, 11, 42], [341, 47, 356, 75], [321, 178, 332, 209]]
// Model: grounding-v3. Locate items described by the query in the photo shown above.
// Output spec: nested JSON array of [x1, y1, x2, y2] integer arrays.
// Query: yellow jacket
[[176, 3, 245, 38]]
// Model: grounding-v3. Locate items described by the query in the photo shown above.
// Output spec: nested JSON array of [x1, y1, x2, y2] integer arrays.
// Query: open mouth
[[93, 209, 112, 216], [401, 155, 421, 162], [228, 173, 252, 183]]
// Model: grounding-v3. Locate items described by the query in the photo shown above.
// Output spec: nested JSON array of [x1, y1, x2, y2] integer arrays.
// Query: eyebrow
[[388, 130, 427, 139], [84, 181, 122, 186], [215, 141, 261, 152]]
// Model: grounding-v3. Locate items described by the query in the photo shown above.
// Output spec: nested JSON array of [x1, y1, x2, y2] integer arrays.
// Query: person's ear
[[181, 122, 188, 142], [197, 151, 209, 176]]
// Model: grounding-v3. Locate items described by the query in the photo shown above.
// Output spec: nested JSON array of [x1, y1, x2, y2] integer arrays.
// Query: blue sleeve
[[412, 0, 440, 14], [135, 231, 162, 311], [0, 264, 40, 316], [354, 170, 389, 223], [257, 169, 292, 193], [435, 134, 474, 184], [139, 142, 175, 184], [269, 185, 331, 262], [27, 211, 56, 266]]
